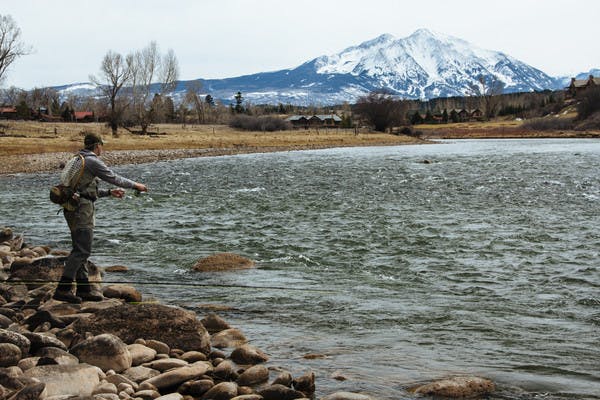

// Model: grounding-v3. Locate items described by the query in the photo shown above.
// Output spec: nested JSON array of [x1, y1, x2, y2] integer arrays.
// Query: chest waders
[[53, 156, 104, 303]]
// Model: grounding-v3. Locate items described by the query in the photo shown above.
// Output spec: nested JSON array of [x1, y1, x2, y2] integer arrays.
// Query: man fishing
[[53, 133, 147, 303]]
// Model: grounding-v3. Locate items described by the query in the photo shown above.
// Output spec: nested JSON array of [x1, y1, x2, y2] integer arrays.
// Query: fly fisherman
[[53, 133, 148, 303]]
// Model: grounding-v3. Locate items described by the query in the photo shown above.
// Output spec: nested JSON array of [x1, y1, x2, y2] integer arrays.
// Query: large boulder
[[70, 333, 132, 372], [9, 257, 102, 290], [0, 343, 21, 367], [0, 329, 31, 355], [192, 253, 255, 272], [72, 303, 211, 353], [411, 376, 495, 398], [24, 364, 103, 397]]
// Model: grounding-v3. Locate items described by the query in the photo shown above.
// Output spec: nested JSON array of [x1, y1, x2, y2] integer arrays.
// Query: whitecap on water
[[236, 187, 266, 193], [107, 239, 121, 244]]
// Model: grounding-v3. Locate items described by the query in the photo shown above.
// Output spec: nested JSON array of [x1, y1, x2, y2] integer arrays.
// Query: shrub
[[522, 117, 574, 131], [577, 86, 600, 120], [229, 115, 292, 131]]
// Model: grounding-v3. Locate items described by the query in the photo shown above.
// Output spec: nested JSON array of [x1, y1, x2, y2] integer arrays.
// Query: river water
[[1, 139, 599, 399]]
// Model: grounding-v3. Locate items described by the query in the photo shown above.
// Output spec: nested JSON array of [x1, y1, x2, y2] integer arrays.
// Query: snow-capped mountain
[[57, 29, 571, 106]]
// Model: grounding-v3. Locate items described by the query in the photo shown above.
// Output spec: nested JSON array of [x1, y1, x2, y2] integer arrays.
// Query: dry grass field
[[0, 121, 424, 174], [0, 121, 426, 155]]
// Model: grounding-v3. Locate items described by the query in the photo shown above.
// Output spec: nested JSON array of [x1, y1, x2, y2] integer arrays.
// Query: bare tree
[[354, 91, 407, 132], [184, 80, 205, 124], [467, 75, 505, 119], [90, 51, 132, 136], [0, 14, 32, 85], [128, 42, 179, 134]]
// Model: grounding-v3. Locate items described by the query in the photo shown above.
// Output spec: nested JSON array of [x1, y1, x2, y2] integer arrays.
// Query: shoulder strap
[[70, 154, 86, 189]]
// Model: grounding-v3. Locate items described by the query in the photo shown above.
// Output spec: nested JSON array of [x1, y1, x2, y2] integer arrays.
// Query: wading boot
[[52, 276, 82, 304], [76, 278, 104, 302]]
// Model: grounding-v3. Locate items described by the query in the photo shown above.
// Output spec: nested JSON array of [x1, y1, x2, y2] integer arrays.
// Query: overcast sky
[[2, 0, 599, 89]]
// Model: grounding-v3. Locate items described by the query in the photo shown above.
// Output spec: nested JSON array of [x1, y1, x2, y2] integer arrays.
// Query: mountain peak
[[56, 29, 567, 106]]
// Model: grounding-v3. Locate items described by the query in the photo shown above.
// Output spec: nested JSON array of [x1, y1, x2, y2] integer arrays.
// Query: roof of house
[[74, 111, 94, 119], [0, 106, 17, 113]]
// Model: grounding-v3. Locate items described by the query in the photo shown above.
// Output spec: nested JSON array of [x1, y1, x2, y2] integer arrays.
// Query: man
[[53, 133, 147, 303]]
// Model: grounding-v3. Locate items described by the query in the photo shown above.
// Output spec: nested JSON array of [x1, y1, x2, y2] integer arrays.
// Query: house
[[286, 114, 342, 129], [469, 108, 484, 120], [566, 75, 600, 98], [286, 115, 309, 128], [0, 106, 18, 120], [74, 111, 95, 122]]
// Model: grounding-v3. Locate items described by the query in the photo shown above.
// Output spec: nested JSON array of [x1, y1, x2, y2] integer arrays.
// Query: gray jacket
[[65, 149, 136, 230]]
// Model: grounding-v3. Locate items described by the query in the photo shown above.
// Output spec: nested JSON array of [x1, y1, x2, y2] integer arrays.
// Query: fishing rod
[[3, 279, 335, 293]]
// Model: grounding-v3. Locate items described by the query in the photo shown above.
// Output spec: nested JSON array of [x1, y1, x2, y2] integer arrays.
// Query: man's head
[[84, 133, 104, 152]]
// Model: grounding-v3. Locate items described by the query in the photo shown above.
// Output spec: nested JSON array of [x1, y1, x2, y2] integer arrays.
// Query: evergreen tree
[[442, 109, 449, 123], [205, 94, 214, 107], [234, 91, 244, 114], [15, 100, 30, 119], [450, 109, 459, 123]]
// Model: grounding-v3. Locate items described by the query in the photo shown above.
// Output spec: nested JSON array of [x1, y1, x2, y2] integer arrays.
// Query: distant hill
[[56, 29, 590, 106]]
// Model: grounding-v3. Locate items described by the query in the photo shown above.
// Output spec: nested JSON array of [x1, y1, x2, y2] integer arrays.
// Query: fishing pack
[[49, 154, 85, 211]]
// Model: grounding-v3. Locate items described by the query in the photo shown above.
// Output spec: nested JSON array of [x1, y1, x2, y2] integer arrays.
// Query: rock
[[200, 313, 231, 334], [122, 365, 161, 383], [143, 362, 211, 390], [143, 358, 188, 372], [145, 339, 170, 355], [0, 329, 31, 355], [0, 227, 13, 242], [127, 343, 157, 366], [17, 357, 40, 371], [104, 373, 138, 391], [0, 283, 28, 303], [177, 379, 214, 396], [180, 350, 207, 362], [213, 360, 238, 380], [23, 364, 102, 397], [23, 310, 66, 331], [230, 395, 263, 400], [9, 257, 101, 290], [72, 303, 210, 353], [0, 343, 21, 367], [201, 381, 238, 400], [102, 284, 142, 303], [6, 381, 46, 400], [92, 381, 118, 395], [104, 265, 129, 273], [21, 332, 67, 353], [192, 253, 255, 272], [293, 371, 315, 396], [70, 333, 132, 373], [272, 371, 293, 387], [258, 384, 305, 400], [96, 393, 120, 400], [412, 376, 495, 398], [230, 345, 269, 365], [35, 346, 79, 366], [236, 365, 269, 387], [321, 392, 373, 400], [155, 393, 183, 400], [133, 389, 161, 400], [211, 328, 247, 348]]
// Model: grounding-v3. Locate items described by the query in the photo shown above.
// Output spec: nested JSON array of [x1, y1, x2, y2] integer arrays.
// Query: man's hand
[[134, 183, 148, 192], [110, 188, 126, 198]]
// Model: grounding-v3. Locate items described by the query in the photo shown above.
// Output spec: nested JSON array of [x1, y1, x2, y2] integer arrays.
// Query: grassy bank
[[0, 121, 425, 155]]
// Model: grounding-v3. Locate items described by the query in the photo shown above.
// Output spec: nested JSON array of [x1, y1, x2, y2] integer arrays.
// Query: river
[[1, 139, 599, 399]]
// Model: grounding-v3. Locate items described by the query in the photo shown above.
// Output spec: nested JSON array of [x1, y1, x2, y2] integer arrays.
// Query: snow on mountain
[[56, 29, 575, 106]]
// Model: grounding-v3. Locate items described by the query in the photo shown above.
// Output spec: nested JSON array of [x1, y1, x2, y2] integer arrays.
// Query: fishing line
[[2, 279, 335, 293]]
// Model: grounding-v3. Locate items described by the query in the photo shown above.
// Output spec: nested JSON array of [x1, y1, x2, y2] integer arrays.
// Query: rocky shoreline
[[0, 143, 411, 176], [0, 226, 496, 400]]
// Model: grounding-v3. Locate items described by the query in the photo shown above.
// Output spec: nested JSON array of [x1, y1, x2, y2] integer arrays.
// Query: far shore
[[1, 120, 599, 175]]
